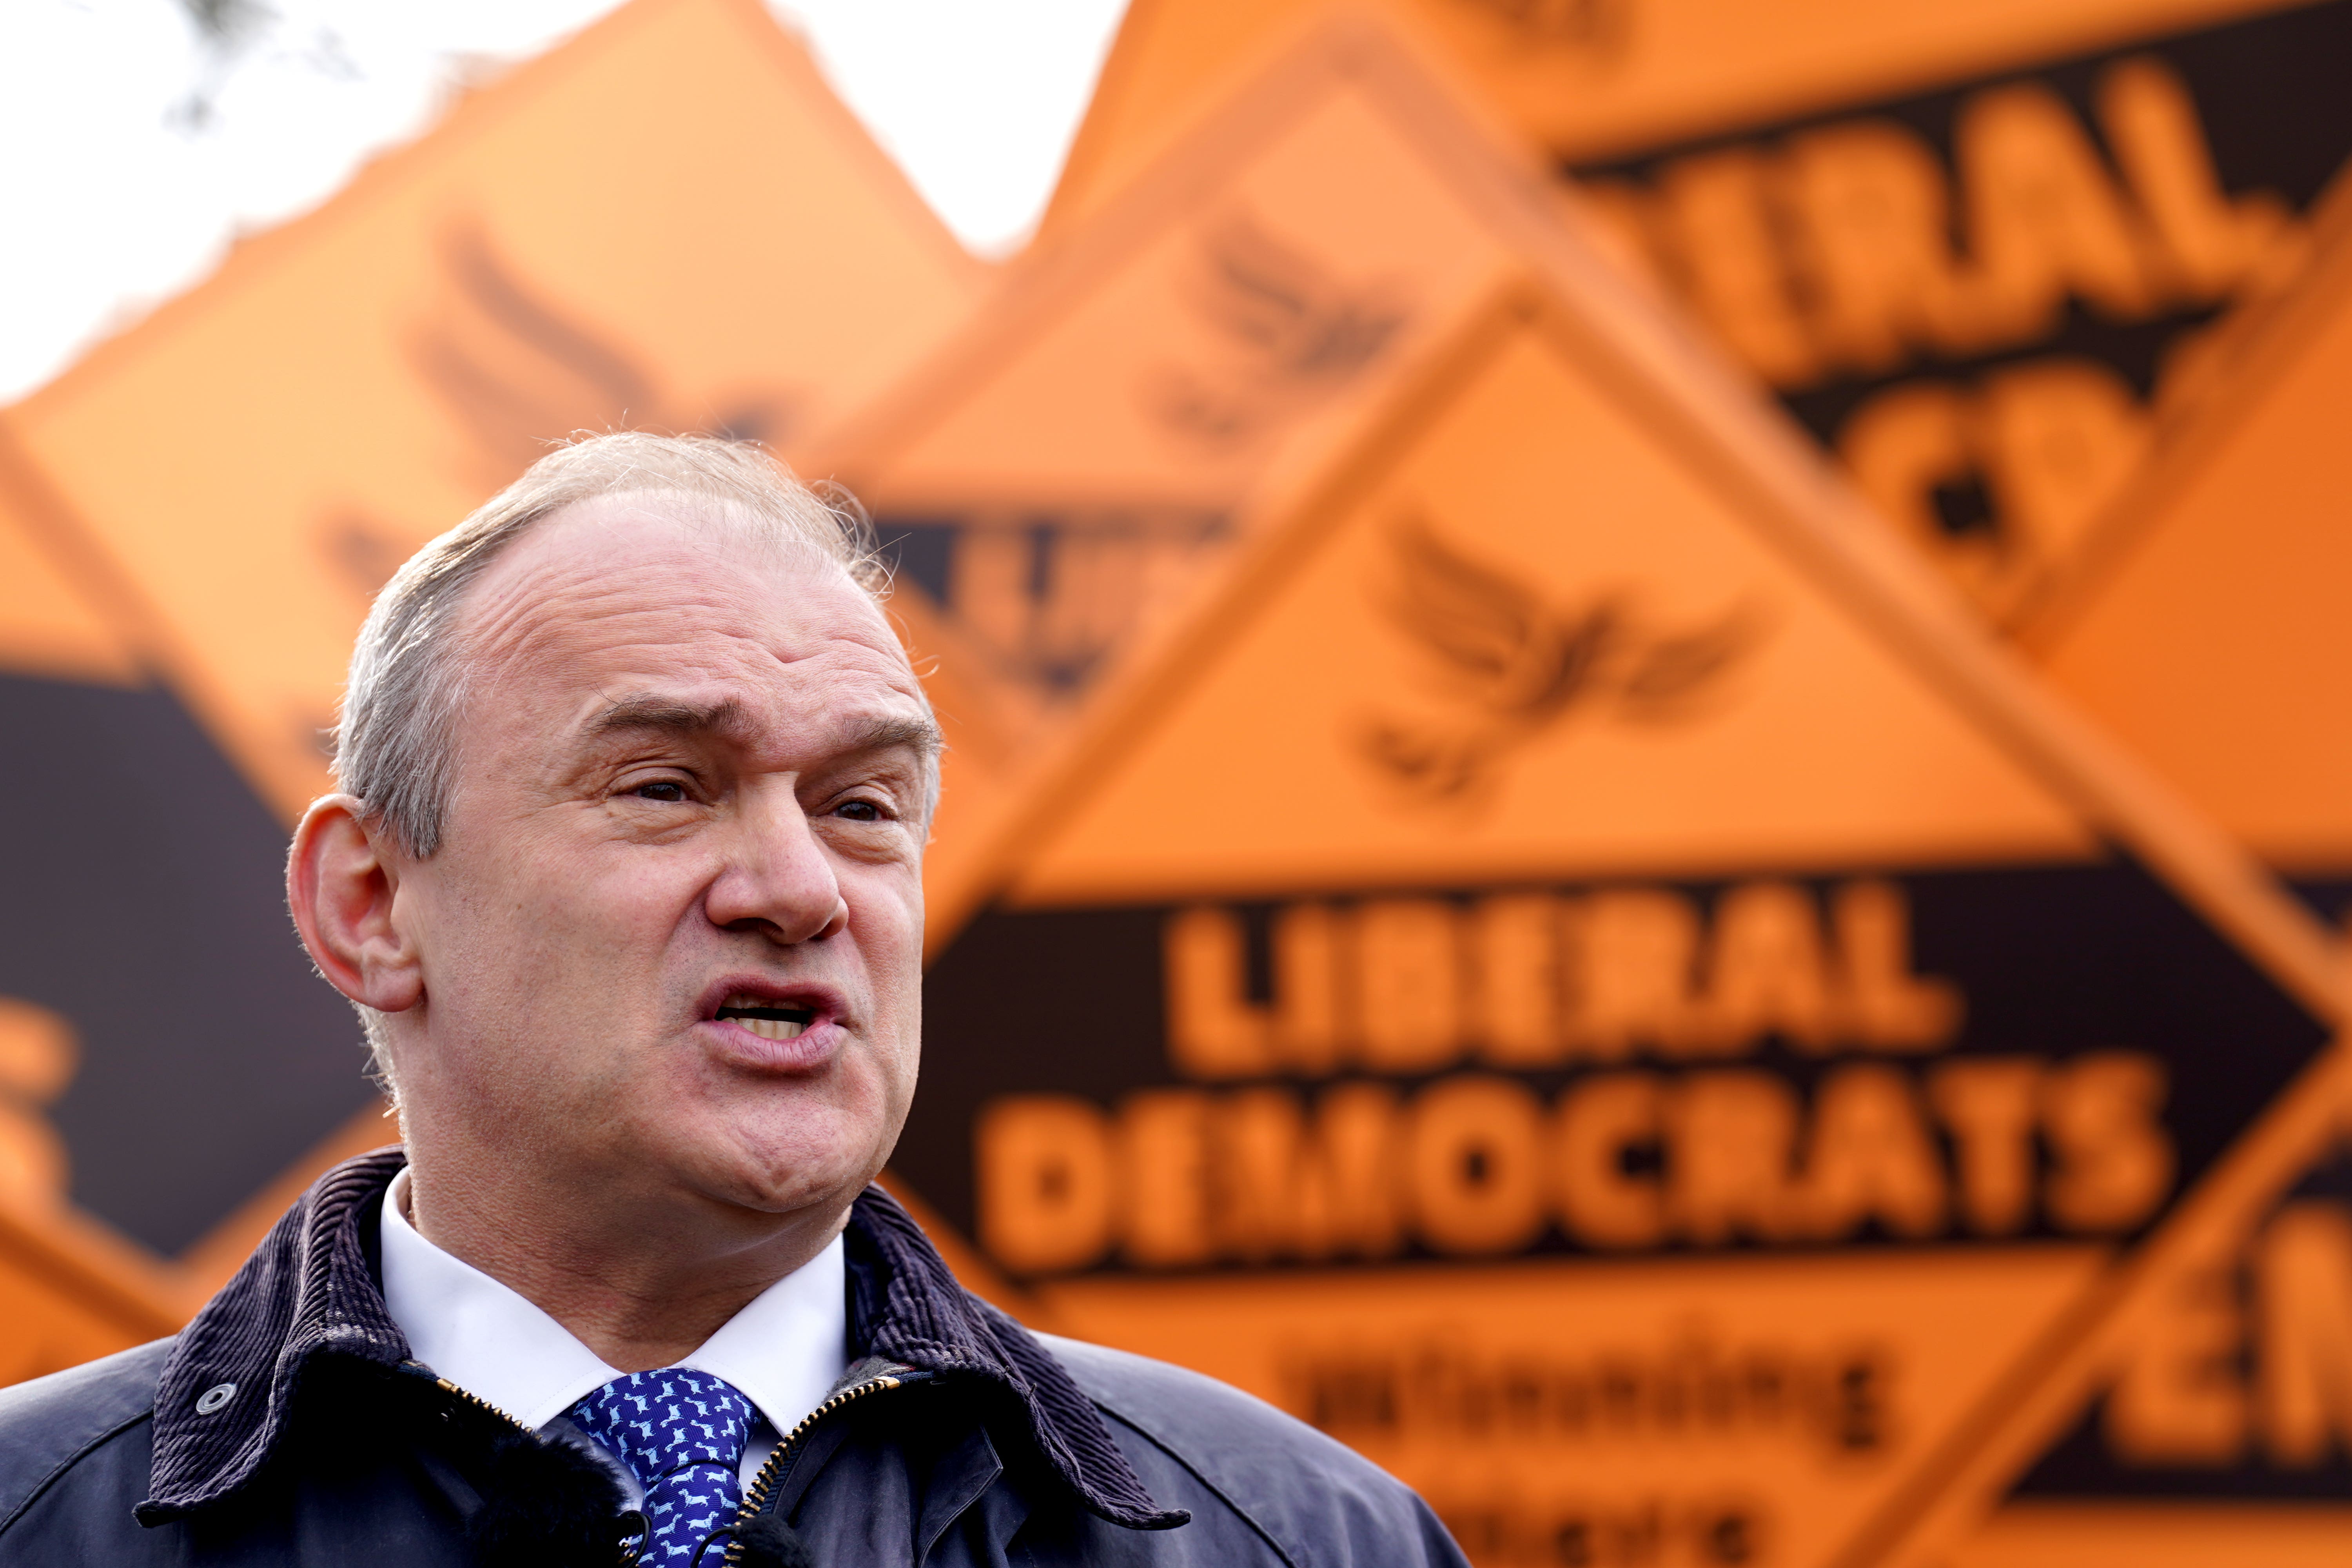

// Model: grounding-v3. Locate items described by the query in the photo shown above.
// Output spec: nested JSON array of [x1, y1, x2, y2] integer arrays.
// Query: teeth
[[715, 992, 816, 1040]]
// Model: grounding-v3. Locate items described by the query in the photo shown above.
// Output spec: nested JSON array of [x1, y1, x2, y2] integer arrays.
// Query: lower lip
[[699, 1017, 844, 1073]]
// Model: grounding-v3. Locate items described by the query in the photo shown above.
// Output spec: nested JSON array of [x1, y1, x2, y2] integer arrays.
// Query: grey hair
[[332, 433, 923, 1095], [337, 431, 907, 857]]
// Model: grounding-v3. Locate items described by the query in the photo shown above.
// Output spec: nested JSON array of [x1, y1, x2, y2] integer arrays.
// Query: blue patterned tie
[[567, 1367, 755, 1565]]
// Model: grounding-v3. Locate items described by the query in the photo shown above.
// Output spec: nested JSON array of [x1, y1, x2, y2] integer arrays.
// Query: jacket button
[[196, 1383, 237, 1414]]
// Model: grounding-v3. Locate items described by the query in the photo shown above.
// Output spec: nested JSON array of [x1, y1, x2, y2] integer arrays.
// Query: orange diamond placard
[[896, 268, 2350, 1564], [0, 0, 981, 1322], [1040, 0, 2352, 620]]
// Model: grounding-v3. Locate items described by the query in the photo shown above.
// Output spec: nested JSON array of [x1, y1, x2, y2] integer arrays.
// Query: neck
[[398, 1145, 849, 1372]]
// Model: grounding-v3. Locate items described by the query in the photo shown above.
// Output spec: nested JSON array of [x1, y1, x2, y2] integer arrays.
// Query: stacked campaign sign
[[819, 11, 1735, 858], [1028, 5, 2352, 1550], [900, 265, 2349, 1564], [811, 18, 1502, 763], [1040, 0, 2352, 623], [878, 30, 2352, 1548], [834, 19, 2352, 1552], [1908, 170, 2352, 1550], [2022, 181, 2352, 877], [0, 489, 191, 1381], [3, 0, 981, 829], [0, 0, 983, 1369]]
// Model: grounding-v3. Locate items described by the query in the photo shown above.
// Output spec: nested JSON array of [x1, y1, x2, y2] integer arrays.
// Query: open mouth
[[714, 994, 818, 1041]]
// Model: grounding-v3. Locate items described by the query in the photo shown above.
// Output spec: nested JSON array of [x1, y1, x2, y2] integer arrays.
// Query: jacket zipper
[[420, 1370, 644, 1566], [420, 1363, 915, 1566], [428, 1372, 533, 1436], [722, 1369, 909, 1567]]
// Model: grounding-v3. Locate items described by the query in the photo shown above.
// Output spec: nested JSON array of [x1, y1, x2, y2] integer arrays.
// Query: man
[[0, 435, 1466, 1567]]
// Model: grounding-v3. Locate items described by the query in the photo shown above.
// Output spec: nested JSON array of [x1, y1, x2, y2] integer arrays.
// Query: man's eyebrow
[[587, 694, 749, 741], [842, 712, 945, 761], [585, 696, 941, 760]]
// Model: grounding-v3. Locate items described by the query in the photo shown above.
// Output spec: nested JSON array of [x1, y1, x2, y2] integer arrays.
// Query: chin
[[645, 1060, 907, 1213], [696, 1116, 887, 1217]]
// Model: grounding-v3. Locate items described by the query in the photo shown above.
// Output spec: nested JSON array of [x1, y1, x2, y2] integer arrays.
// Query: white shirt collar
[[378, 1167, 848, 1437]]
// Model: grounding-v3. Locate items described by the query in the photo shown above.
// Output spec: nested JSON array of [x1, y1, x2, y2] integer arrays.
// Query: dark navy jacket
[[0, 1150, 1467, 1567]]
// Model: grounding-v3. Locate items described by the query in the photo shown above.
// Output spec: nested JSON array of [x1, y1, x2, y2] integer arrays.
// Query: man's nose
[[703, 784, 848, 944]]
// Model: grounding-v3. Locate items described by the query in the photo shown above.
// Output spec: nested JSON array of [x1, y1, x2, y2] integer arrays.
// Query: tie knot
[[567, 1367, 756, 1486]]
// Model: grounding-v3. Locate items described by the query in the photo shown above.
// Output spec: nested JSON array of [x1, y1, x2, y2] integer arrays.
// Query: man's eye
[[631, 780, 689, 803], [834, 799, 884, 822]]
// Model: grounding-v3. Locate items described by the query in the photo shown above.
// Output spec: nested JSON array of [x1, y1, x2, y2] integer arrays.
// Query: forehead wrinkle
[[459, 492, 846, 635], [461, 542, 871, 699], [466, 563, 775, 678], [449, 510, 929, 781]]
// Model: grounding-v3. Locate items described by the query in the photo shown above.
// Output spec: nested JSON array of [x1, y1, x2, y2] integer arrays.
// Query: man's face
[[387, 495, 936, 1222]]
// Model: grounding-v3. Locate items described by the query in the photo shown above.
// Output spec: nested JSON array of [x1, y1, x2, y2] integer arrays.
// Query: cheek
[[849, 875, 926, 1020], [435, 837, 710, 1013], [548, 853, 701, 938]]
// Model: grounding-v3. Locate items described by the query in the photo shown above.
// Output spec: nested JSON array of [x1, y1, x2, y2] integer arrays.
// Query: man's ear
[[288, 795, 424, 1013]]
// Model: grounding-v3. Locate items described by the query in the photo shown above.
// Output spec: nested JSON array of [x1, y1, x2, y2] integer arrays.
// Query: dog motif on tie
[[568, 1368, 757, 1564]]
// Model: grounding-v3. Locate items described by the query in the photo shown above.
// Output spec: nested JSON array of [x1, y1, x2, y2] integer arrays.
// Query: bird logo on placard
[[409, 224, 796, 490], [320, 223, 801, 605], [1357, 514, 1766, 802], [1454, 0, 1633, 56], [1146, 212, 1411, 451]]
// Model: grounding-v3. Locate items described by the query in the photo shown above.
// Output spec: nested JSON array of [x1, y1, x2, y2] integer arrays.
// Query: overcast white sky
[[0, 0, 1129, 402]]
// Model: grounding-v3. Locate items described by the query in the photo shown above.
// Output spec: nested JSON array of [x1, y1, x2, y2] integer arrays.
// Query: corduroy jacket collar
[[140, 1148, 1180, 1532]]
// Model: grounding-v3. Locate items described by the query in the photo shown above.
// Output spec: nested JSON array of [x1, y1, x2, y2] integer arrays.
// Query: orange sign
[[2020, 178, 2352, 873], [1896, 192, 2352, 1559], [1038, 0, 2352, 621], [0, 0, 982, 1337], [0, 511, 196, 1366], [0, 1199, 186, 1390], [816, 10, 1732, 867], [0, 469, 138, 690], [1047, 0, 2318, 220], [896, 270, 2352, 1564], [0, 444, 377, 1267], [1, 0, 982, 825], [1860, 1045, 2352, 1566]]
